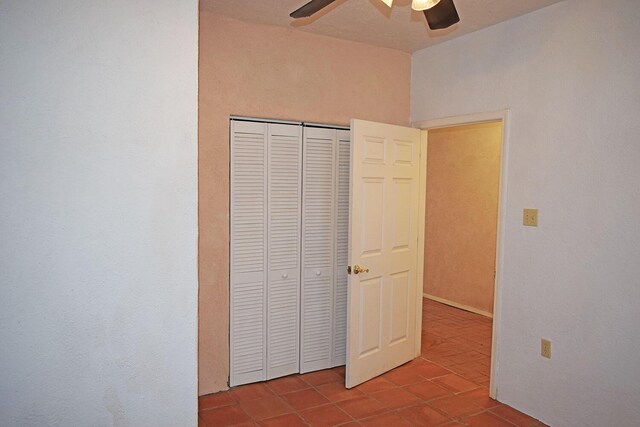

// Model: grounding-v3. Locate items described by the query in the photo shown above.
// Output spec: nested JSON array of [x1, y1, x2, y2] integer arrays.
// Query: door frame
[[413, 109, 511, 400]]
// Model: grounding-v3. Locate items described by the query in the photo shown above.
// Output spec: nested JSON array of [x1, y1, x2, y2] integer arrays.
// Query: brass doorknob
[[353, 265, 369, 274]]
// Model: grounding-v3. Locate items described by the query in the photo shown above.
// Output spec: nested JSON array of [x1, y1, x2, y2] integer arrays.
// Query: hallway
[[199, 299, 545, 426]]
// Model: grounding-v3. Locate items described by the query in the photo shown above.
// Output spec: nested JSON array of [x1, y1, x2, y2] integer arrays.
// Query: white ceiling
[[200, 0, 564, 53]]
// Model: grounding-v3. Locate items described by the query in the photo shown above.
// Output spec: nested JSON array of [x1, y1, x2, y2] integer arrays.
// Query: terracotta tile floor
[[199, 299, 546, 426]]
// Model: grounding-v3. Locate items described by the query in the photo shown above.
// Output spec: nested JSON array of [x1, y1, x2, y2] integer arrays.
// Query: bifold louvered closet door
[[300, 127, 351, 372], [230, 120, 302, 386], [230, 119, 350, 387]]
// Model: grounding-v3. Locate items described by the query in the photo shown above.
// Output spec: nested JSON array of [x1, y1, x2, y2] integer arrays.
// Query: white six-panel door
[[346, 119, 422, 388]]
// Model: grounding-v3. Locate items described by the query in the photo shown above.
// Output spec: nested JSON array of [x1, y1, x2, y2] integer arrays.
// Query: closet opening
[[229, 116, 351, 386]]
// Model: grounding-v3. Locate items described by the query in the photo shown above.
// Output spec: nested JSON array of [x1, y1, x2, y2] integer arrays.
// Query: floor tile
[[332, 366, 346, 378], [490, 405, 541, 426], [404, 357, 429, 367], [300, 369, 343, 387], [383, 366, 428, 386], [336, 396, 387, 419], [444, 351, 484, 364], [231, 383, 274, 401], [281, 388, 330, 410], [476, 357, 491, 367], [240, 395, 293, 421], [415, 361, 452, 379], [199, 391, 237, 410], [370, 386, 420, 410], [316, 381, 365, 402], [355, 376, 397, 394], [476, 377, 491, 387], [431, 374, 479, 393], [299, 403, 353, 427], [266, 375, 310, 395], [360, 411, 413, 426], [463, 411, 516, 427], [404, 381, 451, 401], [457, 388, 500, 409], [397, 403, 452, 426], [258, 412, 307, 427], [199, 404, 252, 426], [427, 394, 485, 419]]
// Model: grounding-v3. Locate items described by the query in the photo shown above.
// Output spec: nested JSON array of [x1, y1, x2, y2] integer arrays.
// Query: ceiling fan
[[290, 0, 460, 30]]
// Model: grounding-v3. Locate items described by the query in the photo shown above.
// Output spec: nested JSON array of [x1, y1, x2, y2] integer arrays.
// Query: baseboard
[[423, 293, 493, 319]]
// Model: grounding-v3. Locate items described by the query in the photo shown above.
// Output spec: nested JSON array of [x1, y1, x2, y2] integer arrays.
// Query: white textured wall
[[0, 1, 198, 425], [412, 1, 640, 426]]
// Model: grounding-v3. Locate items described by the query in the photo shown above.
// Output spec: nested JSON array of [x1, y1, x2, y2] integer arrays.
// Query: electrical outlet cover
[[541, 338, 551, 359]]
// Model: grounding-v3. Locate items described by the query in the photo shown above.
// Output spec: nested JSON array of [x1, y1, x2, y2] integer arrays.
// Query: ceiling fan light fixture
[[380, 0, 393, 7], [411, 0, 440, 11]]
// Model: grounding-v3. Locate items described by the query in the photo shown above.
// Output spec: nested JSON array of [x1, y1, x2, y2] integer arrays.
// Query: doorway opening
[[415, 110, 510, 399]]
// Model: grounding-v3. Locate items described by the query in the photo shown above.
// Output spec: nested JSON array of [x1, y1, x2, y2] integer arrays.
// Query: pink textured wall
[[424, 122, 502, 315], [199, 13, 411, 395]]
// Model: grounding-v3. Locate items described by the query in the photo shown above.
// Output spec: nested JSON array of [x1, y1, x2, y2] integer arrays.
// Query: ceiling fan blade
[[424, 0, 460, 30], [290, 0, 338, 19]]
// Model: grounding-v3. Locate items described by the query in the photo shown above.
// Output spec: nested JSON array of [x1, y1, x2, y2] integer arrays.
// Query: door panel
[[266, 123, 302, 380], [346, 119, 422, 388], [332, 130, 351, 366], [389, 271, 410, 344], [230, 120, 268, 386], [300, 127, 336, 373], [359, 277, 383, 356], [361, 178, 384, 254]]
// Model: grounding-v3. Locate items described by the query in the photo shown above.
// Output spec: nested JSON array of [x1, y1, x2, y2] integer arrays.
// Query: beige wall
[[424, 122, 502, 315], [199, 13, 411, 395]]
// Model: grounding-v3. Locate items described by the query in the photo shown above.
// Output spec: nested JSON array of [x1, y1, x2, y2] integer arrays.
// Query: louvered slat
[[300, 127, 336, 373], [230, 120, 267, 386], [267, 123, 302, 380]]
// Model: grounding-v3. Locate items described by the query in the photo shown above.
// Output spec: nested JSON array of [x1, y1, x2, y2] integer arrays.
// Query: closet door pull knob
[[353, 265, 369, 274], [316, 270, 321, 276], [282, 273, 288, 279]]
